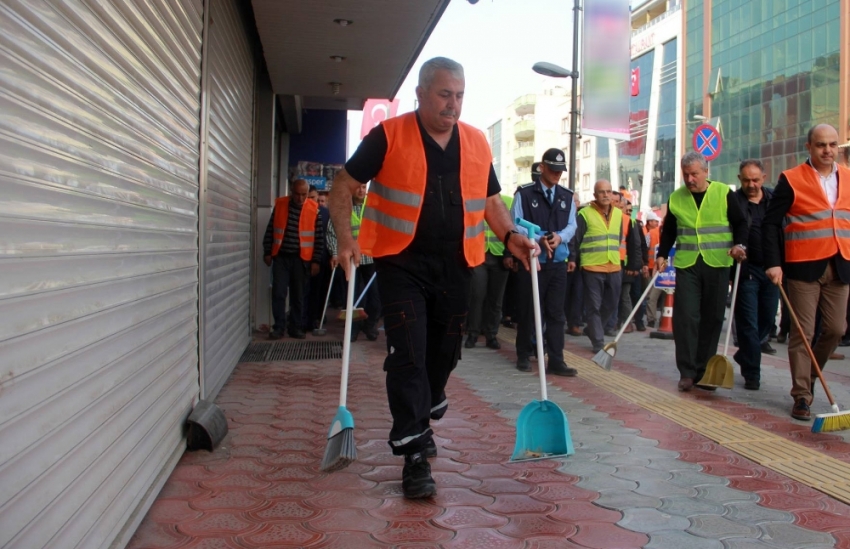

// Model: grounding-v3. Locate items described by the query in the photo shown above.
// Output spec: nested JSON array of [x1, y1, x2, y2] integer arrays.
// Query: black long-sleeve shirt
[[657, 186, 748, 259]]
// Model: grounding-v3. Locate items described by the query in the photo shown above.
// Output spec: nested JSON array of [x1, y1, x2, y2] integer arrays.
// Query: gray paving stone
[[659, 496, 727, 518], [596, 452, 651, 466], [556, 460, 617, 477], [648, 457, 702, 472], [612, 465, 672, 482], [669, 470, 730, 488], [576, 475, 638, 492], [609, 433, 661, 447], [635, 479, 698, 498], [758, 522, 836, 548], [722, 502, 795, 526], [626, 446, 681, 460], [595, 489, 662, 510], [695, 485, 759, 504], [688, 515, 760, 539], [721, 540, 780, 549], [618, 508, 691, 533], [645, 530, 724, 549]]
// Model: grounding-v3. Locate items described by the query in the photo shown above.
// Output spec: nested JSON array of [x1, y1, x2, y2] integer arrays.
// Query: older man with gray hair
[[655, 152, 748, 392]]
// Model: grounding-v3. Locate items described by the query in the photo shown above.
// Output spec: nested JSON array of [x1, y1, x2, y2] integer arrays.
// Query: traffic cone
[[649, 290, 675, 340]]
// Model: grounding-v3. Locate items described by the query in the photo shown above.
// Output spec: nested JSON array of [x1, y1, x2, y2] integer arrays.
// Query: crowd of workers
[[262, 55, 850, 500]]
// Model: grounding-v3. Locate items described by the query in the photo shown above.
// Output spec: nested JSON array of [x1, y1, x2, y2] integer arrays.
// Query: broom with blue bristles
[[779, 286, 850, 433], [320, 259, 358, 471]]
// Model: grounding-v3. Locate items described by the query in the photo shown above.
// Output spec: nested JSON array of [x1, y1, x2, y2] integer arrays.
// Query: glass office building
[[685, 0, 846, 185]]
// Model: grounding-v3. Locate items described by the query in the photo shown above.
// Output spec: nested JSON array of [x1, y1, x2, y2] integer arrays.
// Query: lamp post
[[532, 0, 581, 191]]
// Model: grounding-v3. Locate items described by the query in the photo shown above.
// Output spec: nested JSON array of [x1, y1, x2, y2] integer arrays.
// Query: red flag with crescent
[[630, 67, 640, 97], [360, 99, 400, 138]]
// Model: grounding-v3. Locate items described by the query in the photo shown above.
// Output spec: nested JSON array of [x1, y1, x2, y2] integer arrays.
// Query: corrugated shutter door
[[202, 0, 255, 399], [0, 1, 203, 548]]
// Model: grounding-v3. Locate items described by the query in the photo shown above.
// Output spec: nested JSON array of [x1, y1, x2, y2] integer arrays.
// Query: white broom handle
[[340, 259, 357, 407], [612, 270, 660, 343], [353, 271, 377, 308], [317, 266, 337, 331], [722, 261, 743, 356], [529, 252, 548, 402]]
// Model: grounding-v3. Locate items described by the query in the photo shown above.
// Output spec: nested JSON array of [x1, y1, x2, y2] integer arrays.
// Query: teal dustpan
[[511, 218, 574, 462]]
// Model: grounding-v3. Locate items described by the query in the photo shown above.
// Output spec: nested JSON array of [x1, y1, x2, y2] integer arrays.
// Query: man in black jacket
[[764, 124, 850, 420], [732, 159, 778, 391]]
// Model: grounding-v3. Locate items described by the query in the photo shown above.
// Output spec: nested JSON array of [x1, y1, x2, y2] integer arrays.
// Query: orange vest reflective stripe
[[271, 197, 318, 261], [647, 226, 660, 269], [358, 112, 491, 267], [619, 216, 630, 262], [783, 163, 850, 263]]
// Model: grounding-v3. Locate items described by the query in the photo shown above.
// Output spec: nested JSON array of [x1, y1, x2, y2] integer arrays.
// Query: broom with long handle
[[320, 258, 358, 471], [779, 285, 850, 433], [312, 266, 337, 336]]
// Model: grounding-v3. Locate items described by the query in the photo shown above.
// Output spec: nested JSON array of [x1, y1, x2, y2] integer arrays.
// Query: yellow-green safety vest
[[668, 180, 733, 268], [351, 196, 366, 239], [484, 194, 513, 256], [578, 205, 624, 267]]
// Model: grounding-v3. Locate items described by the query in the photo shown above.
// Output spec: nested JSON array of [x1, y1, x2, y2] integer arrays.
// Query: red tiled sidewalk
[[129, 336, 646, 549]]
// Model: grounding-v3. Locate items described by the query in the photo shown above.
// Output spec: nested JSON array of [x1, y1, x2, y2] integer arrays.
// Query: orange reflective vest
[[358, 112, 491, 267], [271, 197, 318, 261], [618, 216, 630, 262], [783, 163, 850, 263], [647, 226, 660, 269]]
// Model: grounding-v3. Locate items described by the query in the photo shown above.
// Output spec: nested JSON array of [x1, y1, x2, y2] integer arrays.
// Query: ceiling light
[[329, 82, 341, 95], [333, 19, 353, 27], [330, 55, 346, 63]]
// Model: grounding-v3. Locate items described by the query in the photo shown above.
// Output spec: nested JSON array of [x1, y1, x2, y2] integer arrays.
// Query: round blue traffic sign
[[692, 124, 722, 161]]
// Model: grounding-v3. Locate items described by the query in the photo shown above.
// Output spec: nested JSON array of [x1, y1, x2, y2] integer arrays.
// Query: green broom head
[[811, 406, 850, 433], [320, 406, 356, 472]]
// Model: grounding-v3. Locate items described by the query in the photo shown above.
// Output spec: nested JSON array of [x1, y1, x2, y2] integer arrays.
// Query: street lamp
[[532, 0, 582, 191]]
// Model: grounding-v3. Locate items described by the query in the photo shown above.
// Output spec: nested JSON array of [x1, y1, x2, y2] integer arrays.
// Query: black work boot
[[402, 452, 436, 499], [423, 438, 438, 459]]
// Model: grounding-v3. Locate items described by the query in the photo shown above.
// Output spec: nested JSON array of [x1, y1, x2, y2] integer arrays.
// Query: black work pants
[[272, 253, 307, 335], [565, 263, 584, 329], [376, 252, 471, 456], [467, 252, 510, 339], [515, 262, 567, 366], [673, 256, 730, 381], [353, 263, 381, 334]]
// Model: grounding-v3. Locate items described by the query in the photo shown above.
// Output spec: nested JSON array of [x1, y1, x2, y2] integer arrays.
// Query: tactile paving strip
[[498, 327, 850, 505]]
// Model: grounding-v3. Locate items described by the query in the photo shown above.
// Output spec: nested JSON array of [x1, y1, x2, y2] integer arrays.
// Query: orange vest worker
[[647, 226, 660, 270], [357, 112, 492, 267], [782, 163, 850, 262], [271, 197, 318, 261]]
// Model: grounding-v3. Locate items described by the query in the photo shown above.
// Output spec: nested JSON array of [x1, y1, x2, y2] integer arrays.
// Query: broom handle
[[778, 284, 839, 409], [317, 266, 337, 331], [612, 270, 660, 343], [339, 259, 357, 407], [529, 251, 548, 402], [722, 261, 743, 356], [353, 271, 377, 308]]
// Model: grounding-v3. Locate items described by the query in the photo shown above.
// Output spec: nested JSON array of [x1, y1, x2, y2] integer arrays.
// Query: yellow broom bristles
[[812, 410, 850, 433]]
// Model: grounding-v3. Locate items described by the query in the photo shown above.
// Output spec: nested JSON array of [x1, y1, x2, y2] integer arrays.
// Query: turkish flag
[[360, 99, 400, 138], [630, 67, 640, 97]]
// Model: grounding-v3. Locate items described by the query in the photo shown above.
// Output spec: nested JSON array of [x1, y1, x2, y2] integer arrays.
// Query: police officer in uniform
[[511, 148, 578, 376], [330, 57, 536, 499]]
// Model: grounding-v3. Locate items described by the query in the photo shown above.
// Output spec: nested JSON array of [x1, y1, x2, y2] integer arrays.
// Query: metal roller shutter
[[201, 0, 255, 399], [0, 1, 203, 548]]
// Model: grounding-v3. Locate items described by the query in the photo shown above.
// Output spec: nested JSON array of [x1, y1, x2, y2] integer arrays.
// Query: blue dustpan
[[510, 218, 575, 462]]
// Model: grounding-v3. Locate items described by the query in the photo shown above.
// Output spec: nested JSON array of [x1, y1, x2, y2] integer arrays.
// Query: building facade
[[685, 0, 850, 186]]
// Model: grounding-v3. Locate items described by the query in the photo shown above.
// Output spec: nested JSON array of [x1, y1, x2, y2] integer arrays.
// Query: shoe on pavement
[[678, 378, 694, 392], [776, 332, 787, 344], [623, 323, 636, 334], [402, 452, 437, 499], [547, 361, 578, 377], [604, 328, 617, 337], [364, 324, 380, 341], [423, 438, 438, 459], [760, 342, 777, 355], [830, 352, 845, 360], [635, 322, 646, 332], [791, 398, 811, 421], [646, 320, 656, 328], [516, 357, 531, 372], [592, 346, 603, 354], [485, 337, 501, 350], [840, 337, 850, 347], [288, 329, 306, 339], [744, 379, 760, 390], [268, 330, 283, 340], [464, 334, 477, 348], [695, 383, 717, 392], [350, 329, 359, 343], [566, 326, 583, 337]]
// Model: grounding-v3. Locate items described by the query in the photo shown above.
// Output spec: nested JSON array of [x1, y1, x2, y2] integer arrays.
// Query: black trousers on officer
[[376, 251, 471, 456], [515, 262, 567, 365]]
